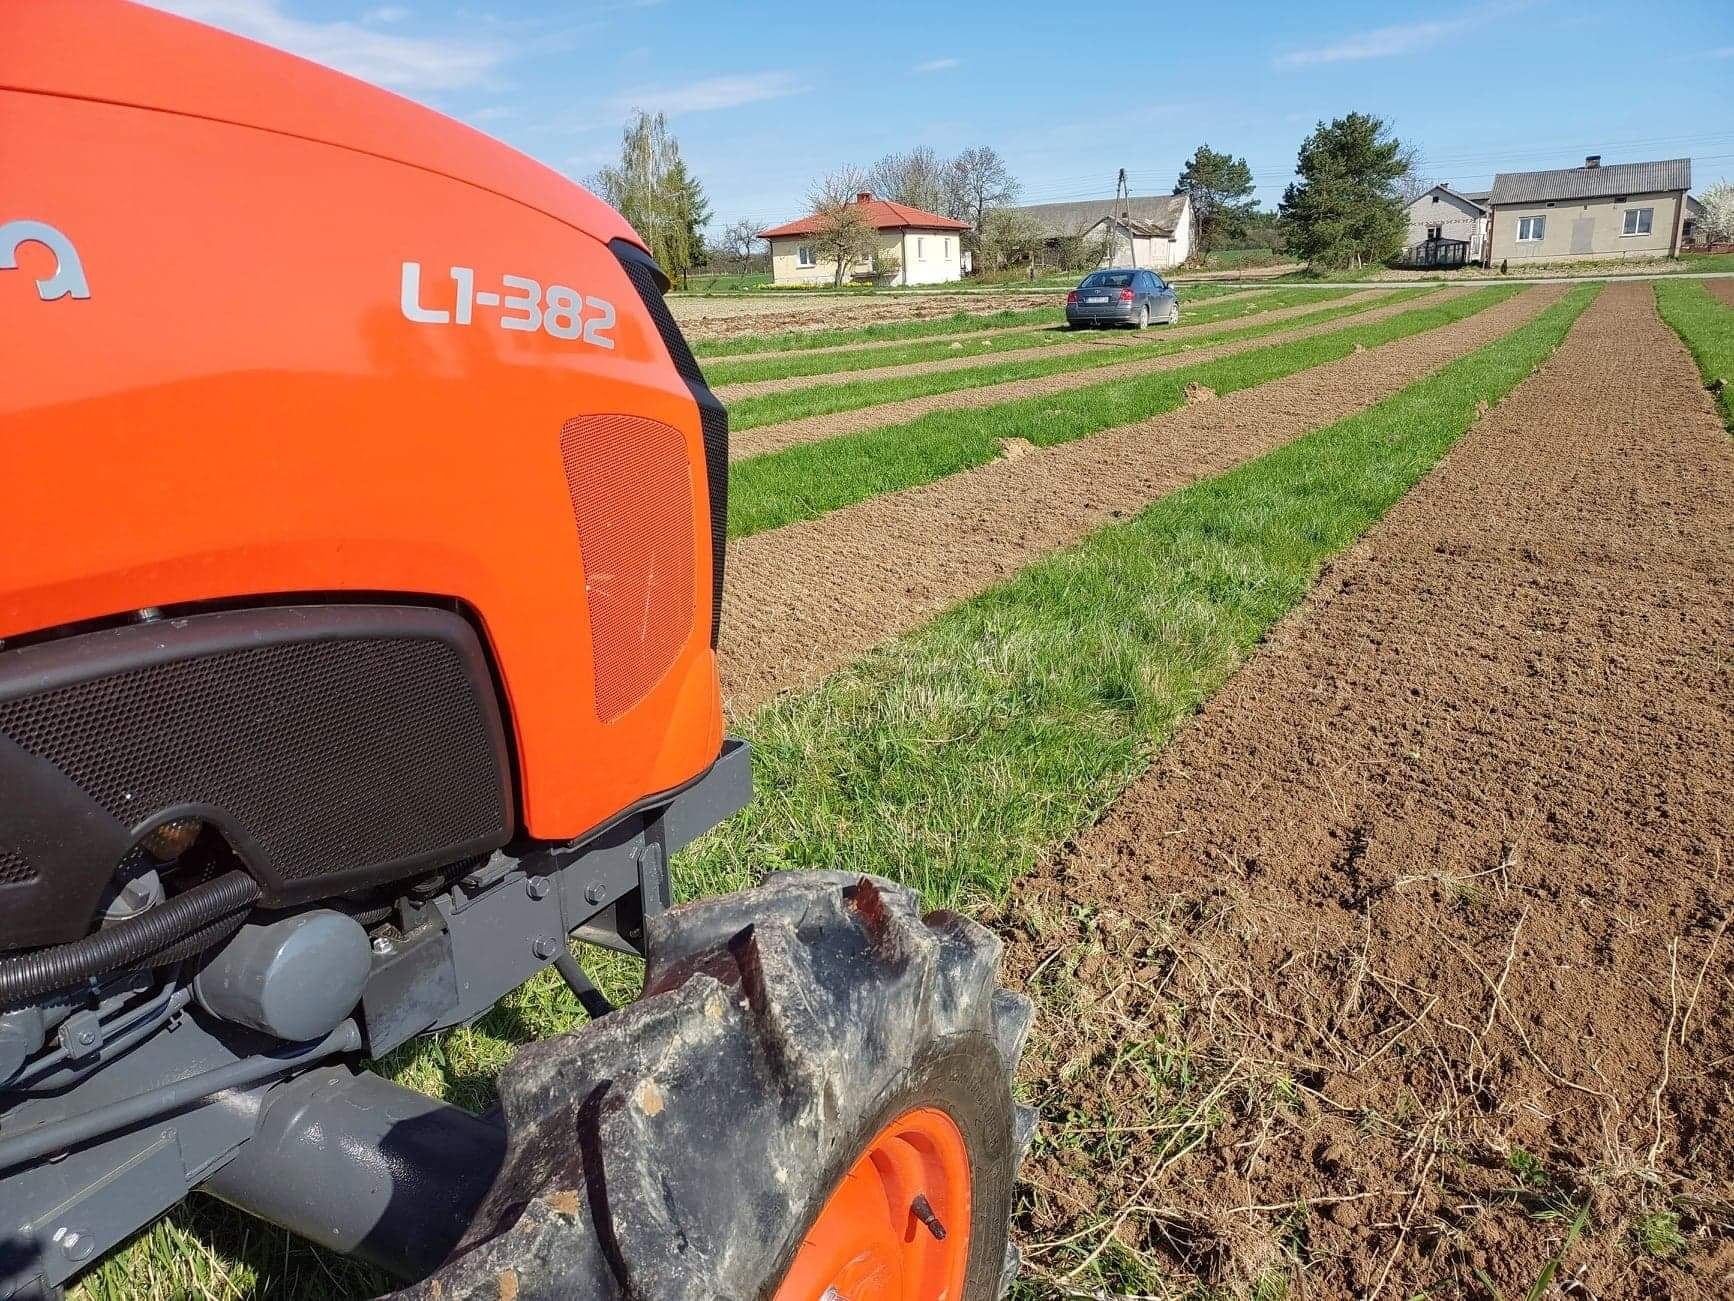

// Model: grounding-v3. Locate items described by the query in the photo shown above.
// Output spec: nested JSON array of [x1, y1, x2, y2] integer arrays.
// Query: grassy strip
[[1654, 279, 1734, 431], [695, 282, 1599, 911], [728, 288, 1429, 430], [728, 286, 1513, 538], [691, 283, 1254, 358], [703, 288, 1353, 386], [80, 285, 1593, 1301]]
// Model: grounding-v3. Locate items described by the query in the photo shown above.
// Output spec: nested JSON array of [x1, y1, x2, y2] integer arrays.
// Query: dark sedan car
[[1065, 268, 1179, 329]]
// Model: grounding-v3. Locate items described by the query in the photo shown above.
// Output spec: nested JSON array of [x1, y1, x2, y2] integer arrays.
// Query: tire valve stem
[[910, 1194, 947, 1241]]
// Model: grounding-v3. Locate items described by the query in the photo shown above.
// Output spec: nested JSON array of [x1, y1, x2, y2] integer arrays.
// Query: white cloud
[[612, 70, 809, 117], [1277, 16, 1477, 66], [1707, 45, 1734, 58], [145, 0, 506, 91], [365, 4, 409, 21], [913, 57, 960, 73]]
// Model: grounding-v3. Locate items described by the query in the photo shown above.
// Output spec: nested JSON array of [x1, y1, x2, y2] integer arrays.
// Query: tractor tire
[[398, 871, 1035, 1301]]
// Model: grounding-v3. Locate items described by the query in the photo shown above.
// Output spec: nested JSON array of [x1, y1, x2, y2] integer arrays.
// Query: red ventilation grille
[[559, 413, 696, 723]]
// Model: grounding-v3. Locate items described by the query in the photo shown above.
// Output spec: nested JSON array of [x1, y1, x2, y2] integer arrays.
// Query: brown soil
[[667, 289, 1067, 340], [1706, 277, 1734, 308], [730, 289, 1437, 463], [718, 286, 1561, 716], [711, 292, 1385, 403], [997, 283, 1734, 1298], [723, 290, 1272, 365]]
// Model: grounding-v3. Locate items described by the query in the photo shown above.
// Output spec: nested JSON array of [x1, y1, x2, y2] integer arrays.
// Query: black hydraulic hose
[[552, 951, 615, 1020], [0, 870, 261, 1004], [0, 1019, 361, 1172]]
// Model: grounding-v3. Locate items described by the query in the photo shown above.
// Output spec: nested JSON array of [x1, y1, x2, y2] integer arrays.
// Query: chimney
[[1585, 155, 1601, 169], [855, 191, 874, 203]]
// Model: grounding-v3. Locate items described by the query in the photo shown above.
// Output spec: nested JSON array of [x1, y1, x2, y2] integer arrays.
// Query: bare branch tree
[[867, 146, 950, 215], [805, 168, 881, 287], [946, 146, 1021, 232]]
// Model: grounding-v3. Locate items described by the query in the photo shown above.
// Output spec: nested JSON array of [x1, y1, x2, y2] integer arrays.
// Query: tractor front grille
[[0, 605, 513, 926]]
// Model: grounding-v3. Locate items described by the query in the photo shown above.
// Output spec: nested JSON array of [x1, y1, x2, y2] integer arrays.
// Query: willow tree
[[591, 110, 707, 278]]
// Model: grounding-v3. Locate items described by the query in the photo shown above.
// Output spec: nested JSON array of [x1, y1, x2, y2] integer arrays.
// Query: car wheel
[[1168, 303, 1180, 324], [1137, 304, 1149, 330]]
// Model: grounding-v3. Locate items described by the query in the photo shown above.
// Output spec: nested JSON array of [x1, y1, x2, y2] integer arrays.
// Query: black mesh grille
[[611, 239, 728, 648], [0, 634, 507, 883], [0, 847, 34, 886], [699, 399, 728, 644], [616, 253, 707, 389]]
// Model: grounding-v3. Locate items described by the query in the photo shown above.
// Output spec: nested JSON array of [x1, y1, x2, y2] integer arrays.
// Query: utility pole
[[1115, 168, 1136, 268]]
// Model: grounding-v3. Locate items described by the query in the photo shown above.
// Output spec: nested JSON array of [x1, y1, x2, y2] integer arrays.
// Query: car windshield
[[1080, 271, 1135, 289]]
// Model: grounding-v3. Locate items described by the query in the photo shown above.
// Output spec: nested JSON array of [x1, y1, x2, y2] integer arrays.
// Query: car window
[[1152, 275, 1168, 292], [1080, 271, 1135, 289]]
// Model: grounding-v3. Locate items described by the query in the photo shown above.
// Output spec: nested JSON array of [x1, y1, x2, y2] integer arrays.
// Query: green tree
[[1174, 145, 1256, 258], [1278, 113, 1412, 269], [666, 157, 712, 266], [590, 109, 703, 277]]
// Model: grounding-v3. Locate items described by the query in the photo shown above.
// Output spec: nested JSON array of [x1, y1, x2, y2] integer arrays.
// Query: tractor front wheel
[[402, 871, 1034, 1301]]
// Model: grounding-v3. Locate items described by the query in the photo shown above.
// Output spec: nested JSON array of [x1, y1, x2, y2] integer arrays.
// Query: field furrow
[[709, 290, 1367, 399], [730, 289, 1444, 461], [1708, 277, 1734, 307], [715, 288, 1272, 364], [717, 284, 1562, 714], [1003, 283, 1734, 1298]]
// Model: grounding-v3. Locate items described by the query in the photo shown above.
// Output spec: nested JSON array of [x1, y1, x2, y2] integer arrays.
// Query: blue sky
[[152, 1, 1733, 234]]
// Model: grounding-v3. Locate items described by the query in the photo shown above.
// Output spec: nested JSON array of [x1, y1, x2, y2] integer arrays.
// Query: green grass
[[728, 288, 1431, 430], [1269, 253, 1734, 284], [1654, 279, 1734, 430], [697, 284, 1594, 919], [675, 270, 773, 292], [1632, 1210, 1686, 1258], [80, 284, 1595, 1301], [703, 289, 1358, 387], [727, 286, 1506, 538]]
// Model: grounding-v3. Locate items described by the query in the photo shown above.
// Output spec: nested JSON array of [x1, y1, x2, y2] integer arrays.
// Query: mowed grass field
[[79, 277, 1734, 1300]]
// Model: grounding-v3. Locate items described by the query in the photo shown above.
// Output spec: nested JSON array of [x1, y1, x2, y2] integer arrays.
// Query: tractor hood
[[0, 0, 644, 254]]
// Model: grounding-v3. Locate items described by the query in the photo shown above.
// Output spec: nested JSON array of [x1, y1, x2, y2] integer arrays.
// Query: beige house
[[1401, 185, 1489, 264], [1484, 156, 1691, 266], [998, 194, 1194, 270], [758, 193, 968, 286]]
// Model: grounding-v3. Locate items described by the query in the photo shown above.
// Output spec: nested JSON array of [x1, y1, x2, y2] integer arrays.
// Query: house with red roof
[[758, 191, 970, 286]]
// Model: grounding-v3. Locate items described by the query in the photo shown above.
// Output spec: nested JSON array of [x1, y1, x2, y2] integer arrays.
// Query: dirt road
[[667, 289, 1065, 339], [730, 289, 1439, 462], [718, 286, 1560, 715], [722, 290, 1271, 365], [711, 292, 1377, 402], [1003, 283, 1734, 1297]]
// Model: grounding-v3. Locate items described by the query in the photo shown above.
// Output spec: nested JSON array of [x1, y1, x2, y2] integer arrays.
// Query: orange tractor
[[0, 3, 1031, 1297]]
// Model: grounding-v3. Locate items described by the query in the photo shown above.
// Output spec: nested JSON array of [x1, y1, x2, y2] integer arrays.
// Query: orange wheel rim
[[774, 1106, 972, 1301]]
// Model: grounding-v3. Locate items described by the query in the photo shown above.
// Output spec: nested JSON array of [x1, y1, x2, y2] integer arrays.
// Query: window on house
[[917, 237, 926, 260], [1517, 216, 1546, 242], [944, 238, 951, 258], [796, 243, 815, 267], [1426, 225, 1442, 241], [1622, 207, 1653, 236]]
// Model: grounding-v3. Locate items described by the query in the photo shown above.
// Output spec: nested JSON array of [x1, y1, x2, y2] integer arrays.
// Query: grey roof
[[998, 194, 1190, 238], [1418, 184, 1490, 212], [1487, 158, 1691, 205]]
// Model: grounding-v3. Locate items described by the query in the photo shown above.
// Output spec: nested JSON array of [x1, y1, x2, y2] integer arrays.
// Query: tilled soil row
[[710, 291, 1377, 402], [999, 283, 1734, 1298], [718, 285, 1561, 715], [668, 289, 1066, 339], [1707, 276, 1734, 308], [705, 289, 1273, 366], [730, 288, 1434, 462]]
